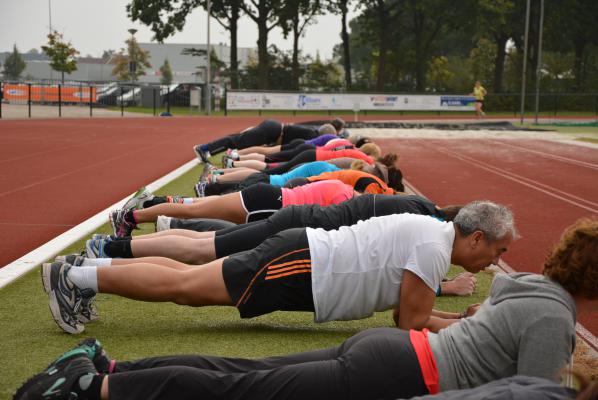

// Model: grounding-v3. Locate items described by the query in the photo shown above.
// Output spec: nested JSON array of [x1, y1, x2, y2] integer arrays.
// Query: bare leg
[[132, 229, 215, 240], [130, 236, 217, 264], [238, 145, 281, 155], [230, 160, 267, 171], [101, 376, 109, 400], [133, 193, 247, 224], [97, 258, 232, 305], [110, 256, 196, 270], [238, 153, 266, 162]]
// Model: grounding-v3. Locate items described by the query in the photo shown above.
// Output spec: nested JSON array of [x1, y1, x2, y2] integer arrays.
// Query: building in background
[[0, 43, 255, 84]]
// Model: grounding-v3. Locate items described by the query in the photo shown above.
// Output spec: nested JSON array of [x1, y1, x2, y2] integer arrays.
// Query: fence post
[[121, 86, 124, 117], [153, 87, 156, 117], [28, 83, 32, 118], [224, 88, 227, 116], [89, 85, 93, 117], [167, 86, 171, 114], [58, 84, 62, 117], [0, 82, 3, 119]]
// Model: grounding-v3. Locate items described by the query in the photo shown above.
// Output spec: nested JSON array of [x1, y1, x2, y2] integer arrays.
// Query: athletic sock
[[82, 258, 112, 267], [182, 198, 194, 204], [104, 239, 133, 258], [73, 373, 103, 400], [67, 266, 98, 293], [125, 210, 136, 225]]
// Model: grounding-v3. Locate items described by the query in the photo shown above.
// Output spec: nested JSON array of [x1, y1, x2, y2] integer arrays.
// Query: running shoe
[[109, 209, 135, 238], [42, 262, 87, 334], [85, 238, 109, 259], [123, 186, 154, 210], [193, 144, 211, 163], [156, 215, 172, 232], [75, 338, 112, 374], [54, 254, 86, 266], [194, 181, 208, 198], [222, 156, 235, 169], [13, 349, 97, 400], [199, 162, 214, 183]]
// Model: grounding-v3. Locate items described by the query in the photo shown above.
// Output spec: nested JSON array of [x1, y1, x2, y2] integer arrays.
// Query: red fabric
[[319, 138, 353, 151], [281, 180, 354, 207], [409, 329, 440, 395], [315, 148, 374, 164], [307, 170, 393, 195]]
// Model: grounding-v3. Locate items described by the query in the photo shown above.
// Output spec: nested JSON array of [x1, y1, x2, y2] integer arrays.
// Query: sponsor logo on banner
[[441, 96, 475, 107], [7, 89, 25, 96], [370, 95, 398, 107], [298, 94, 321, 108]]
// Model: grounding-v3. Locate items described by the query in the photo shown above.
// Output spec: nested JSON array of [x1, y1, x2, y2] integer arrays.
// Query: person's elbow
[[397, 312, 430, 330]]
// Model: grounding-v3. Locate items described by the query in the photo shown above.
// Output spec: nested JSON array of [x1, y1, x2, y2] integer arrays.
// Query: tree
[[280, 0, 323, 90], [182, 47, 227, 81], [468, 38, 497, 87], [41, 31, 79, 83], [328, 0, 353, 89], [160, 58, 173, 85], [101, 50, 116, 62], [3, 44, 26, 80], [127, 0, 244, 89], [111, 36, 152, 82], [426, 56, 454, 91], [304, 53, 343, 90], [239, 0, 287, 89]]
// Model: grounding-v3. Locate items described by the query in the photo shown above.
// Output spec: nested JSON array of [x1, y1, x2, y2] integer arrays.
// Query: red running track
[[378, 137, 598, 337], [0, 116, 309, 268]]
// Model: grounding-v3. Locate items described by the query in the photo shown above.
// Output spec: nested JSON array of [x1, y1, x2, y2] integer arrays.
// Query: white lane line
[[486, 139, 598, 170], [427, 142, 598, 212], [0, 158, 199, 290]]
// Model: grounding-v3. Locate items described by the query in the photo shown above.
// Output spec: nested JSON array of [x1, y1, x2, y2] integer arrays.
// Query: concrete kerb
[[0, 158, 200, 290]]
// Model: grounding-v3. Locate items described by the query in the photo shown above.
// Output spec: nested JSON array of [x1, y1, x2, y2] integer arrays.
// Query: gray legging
[[108, 328, 427, 400]]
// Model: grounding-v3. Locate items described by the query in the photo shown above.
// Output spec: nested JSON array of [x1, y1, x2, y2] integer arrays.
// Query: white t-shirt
[[306, 214, 455, 322]]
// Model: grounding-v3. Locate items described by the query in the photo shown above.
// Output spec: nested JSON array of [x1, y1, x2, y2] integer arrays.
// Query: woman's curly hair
[[543, 217, 598, 299]]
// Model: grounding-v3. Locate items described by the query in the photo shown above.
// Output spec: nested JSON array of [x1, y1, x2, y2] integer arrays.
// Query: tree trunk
[[493, 34, 508, 92], [341, 0, 352, 89], [375, 0, 388, 91], [413, 12, 425, 91], [61, 71, 65, 84], [229, 1, 240, 89], [292, 16, 300, 90], [573, 39, 585, 91], [256, 3, 270, 90]]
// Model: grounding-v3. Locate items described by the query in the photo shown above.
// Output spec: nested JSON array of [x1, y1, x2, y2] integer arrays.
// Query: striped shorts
[[222, 228, 314, 318]]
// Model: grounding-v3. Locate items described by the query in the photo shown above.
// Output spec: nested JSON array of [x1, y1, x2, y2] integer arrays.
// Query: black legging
[[108, 328, 427, 400], [264, 150, 317, 175], [265, 143, 315, 162], [206, 120, 283, 154], [213, 195, 441, 258]]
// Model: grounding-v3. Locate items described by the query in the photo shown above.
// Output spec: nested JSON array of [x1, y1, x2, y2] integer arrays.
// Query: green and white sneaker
[[13, 348, 97, 400], [123, 186, 154, 210]]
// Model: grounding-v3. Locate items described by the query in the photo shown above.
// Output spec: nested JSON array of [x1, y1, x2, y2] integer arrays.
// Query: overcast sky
[[0, 1, 359, 60]]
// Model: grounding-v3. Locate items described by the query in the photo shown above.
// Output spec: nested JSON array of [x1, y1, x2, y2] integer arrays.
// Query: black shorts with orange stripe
[[221, 228, 314, 318]]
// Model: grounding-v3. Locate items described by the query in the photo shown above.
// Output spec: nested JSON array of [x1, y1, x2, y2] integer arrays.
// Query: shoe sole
[[48, 290, 84, 334], [85, 240, 99, 259], [109, 212, 119, 237], [41, 262, 57, 294]]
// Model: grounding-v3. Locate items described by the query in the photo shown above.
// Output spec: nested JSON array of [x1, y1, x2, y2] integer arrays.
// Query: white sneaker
[[123, 187, 154, 210], [156, 215, 172, 232]]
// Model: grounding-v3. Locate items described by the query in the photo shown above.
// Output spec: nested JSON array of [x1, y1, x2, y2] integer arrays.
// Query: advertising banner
[[227, 91, 475, 111], [3, 84, 97, 103]]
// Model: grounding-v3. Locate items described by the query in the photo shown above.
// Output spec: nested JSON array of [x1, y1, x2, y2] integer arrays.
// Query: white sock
[[82, 258, 112, 267], [182, 198, 194, 204], [67, 266, 98, 293]]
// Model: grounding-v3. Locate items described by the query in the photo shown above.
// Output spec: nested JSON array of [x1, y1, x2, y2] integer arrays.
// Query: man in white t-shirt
[[44, 201, 516, 334]]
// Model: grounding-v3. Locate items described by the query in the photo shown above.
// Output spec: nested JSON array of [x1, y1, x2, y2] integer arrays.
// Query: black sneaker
[[194, 181, 208, 198], [193, 144, 211, 163], [109, 209, 135, 238], [42, 262, 86, 334], [13, 349, 96, 400], [76, 338, 112, 374]]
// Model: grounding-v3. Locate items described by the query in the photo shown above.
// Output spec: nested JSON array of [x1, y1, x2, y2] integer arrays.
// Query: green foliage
[[426, 56, 454, 92], [111, 36, 152, 82], [2, 44, 26, 80], [468, 38, 496, 85], [159, 58, 173, 85], [303, 53, 343, 90], [41, 31, 79, 83]]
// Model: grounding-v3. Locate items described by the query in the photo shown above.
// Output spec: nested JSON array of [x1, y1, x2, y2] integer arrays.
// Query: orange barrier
[[3, 84, 97, 103]]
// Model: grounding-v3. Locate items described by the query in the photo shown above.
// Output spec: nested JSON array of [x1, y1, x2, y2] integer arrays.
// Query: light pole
[[519, 0, 531, 125], [206, 0, 212, 115], [534, 0, 545, 124], [49, 0, 53, 80], [128, 28, 138, 85]]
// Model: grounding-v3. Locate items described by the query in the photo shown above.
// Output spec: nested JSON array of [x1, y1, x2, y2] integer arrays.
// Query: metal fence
[[0, 81, 208, 118], [1, 81, 597, 119]]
